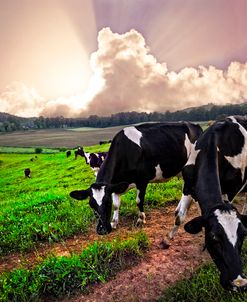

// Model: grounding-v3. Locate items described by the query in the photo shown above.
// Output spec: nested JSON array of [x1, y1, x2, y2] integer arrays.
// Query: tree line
[[1, 102, 247, 132]]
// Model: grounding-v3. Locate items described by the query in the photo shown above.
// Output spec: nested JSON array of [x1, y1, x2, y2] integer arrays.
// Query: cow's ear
[[110, 182, 129, 194], [70, 189, 90, 200], [184, 216, 204, 234], [240, 214, 247, 228]]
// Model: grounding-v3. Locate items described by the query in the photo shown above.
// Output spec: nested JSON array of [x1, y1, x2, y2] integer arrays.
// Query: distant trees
[[0, 102, 247, 132]]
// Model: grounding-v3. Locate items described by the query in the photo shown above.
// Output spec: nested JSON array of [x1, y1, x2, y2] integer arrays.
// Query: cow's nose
[[97, 224, 111, 235], [232, 276, 247, 292]]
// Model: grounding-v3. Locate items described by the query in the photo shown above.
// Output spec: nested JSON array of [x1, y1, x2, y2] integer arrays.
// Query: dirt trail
[[4, 200, 238, 301], [61, 202, 210, 302]]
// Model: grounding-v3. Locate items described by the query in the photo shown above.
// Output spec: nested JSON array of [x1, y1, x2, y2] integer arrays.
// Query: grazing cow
[[74, 147, 90, 162], [70, 121, 202, 235], [75, 147, 108, 175], [24, 168, 31, 178], [169, 115, 247, 291], [66, 150, 71, 158]]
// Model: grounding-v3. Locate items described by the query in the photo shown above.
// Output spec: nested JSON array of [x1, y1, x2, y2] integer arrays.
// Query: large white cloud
[[1, 28, 247, 117], [84, 28, 247, 115]]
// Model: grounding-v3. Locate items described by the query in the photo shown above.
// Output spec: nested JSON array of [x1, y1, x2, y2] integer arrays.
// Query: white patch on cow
[[123, 126, 142, 147], [111, 193, 121, 229], [225, 116, 247, 181], [84, 152, 90, 164], [92, 167, 100, 176], [92, 186, 105, 206], [169, 194, 192, 239], [136, 189, 140, 204], [185, 143, 200, 166], [215, 209, 240, 247], [184, 133, 192, 158], [152, 164, 164, 182]]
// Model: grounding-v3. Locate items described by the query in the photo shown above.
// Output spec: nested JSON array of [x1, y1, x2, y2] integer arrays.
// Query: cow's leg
[[168, 194, 192, 239], [92, 167, 100, 176], [111, 193, 121, 229], [136, 184, 147, 225]]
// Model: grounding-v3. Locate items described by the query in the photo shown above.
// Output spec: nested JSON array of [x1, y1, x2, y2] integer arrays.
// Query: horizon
[[0, 0, 247, 118], [1, 101, 243, 120]]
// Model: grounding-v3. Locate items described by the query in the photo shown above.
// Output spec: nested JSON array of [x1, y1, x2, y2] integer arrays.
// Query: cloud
[[84, 28, 247, 115], [1, 28, 247, 117], [0, 82, 45, 117]]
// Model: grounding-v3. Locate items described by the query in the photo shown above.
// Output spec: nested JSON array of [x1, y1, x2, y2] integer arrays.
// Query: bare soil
[[0, 201, 213, 301]]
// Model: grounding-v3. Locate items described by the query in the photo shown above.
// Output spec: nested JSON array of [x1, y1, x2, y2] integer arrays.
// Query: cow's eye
[[209, 232, 219, 242]]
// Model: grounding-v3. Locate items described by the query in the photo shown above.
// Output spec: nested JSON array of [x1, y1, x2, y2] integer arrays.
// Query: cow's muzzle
[[231, 276, 247, 292], [96, 222, 112, 235]]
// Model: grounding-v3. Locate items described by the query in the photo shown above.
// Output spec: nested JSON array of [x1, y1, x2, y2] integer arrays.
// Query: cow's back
[[97, 122, 202, 184]]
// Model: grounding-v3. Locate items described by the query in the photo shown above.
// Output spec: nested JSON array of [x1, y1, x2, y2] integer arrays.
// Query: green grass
[[0, 149, 182, 255], [0, 232, 149, 302]]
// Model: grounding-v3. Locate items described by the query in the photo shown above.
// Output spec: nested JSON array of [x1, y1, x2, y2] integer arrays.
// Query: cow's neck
[[96, 154, 116, 183], [196, 132, 224, 216]]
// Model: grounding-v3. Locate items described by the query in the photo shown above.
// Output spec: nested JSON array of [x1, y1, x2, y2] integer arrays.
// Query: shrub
[[34, 147, 43, 154]]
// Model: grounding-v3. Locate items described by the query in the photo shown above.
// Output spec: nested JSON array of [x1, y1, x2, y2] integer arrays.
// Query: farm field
[[1, 132, 247, 301], [0, 125, 126, 148]]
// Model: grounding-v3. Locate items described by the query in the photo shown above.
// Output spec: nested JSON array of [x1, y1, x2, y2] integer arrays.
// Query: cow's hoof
[[159, 239, 170, 250], [136, 218, 146, 226], [110, 222, 118, 229]]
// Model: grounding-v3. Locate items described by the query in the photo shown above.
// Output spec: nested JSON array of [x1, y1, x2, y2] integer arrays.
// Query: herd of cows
[[69, 115, 247, 292]]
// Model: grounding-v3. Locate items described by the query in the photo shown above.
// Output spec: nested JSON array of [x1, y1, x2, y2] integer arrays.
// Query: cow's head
[[184, 204, 247, 291], [70, 182, 129, 235]]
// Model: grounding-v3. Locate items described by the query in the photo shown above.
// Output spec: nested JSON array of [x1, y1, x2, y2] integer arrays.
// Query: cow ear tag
[[184, 216, 204, 234]]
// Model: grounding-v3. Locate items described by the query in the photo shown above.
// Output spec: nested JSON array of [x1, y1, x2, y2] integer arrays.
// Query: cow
[[70, 121, 202, 235], [24, 168, 31, 178], [66, 150, 71, 158], [75, 147, 108, 175], [169, 115, 247, 291]]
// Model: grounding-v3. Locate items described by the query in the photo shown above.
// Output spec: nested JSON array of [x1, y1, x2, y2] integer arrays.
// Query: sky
[[0, 0, 247, 117]]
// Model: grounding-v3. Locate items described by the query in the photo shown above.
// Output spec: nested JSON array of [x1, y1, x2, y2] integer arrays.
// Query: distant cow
[[66, 150, 71, 158], [70, 122, 202, 235], [169, 116, 247, 291], [75, 147, 108, 175], [24, 168, 31, 178]]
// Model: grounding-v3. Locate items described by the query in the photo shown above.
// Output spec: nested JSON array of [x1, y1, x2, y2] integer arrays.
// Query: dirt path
[[61, 202, 210, 302], [0, 201, 213, 301]]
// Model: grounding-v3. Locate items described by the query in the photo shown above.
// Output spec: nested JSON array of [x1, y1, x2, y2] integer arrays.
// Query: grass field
[[0, 146, 182, 255], [3, 124, 247, 301]]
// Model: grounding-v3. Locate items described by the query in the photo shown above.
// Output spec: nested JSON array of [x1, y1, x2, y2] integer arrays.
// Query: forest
[[0, 102, 247, 132]]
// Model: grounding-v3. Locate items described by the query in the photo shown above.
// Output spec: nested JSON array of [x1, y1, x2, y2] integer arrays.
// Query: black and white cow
[[75, 147, 108, 175], [66, 150, 71, 158], [70, 122, 202, 235], [169, 115, 247, 291], [24, 168, 31, 178]]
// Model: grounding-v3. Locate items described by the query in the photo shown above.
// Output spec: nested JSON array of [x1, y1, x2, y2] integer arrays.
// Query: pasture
[[0, 126, 247, 301]]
